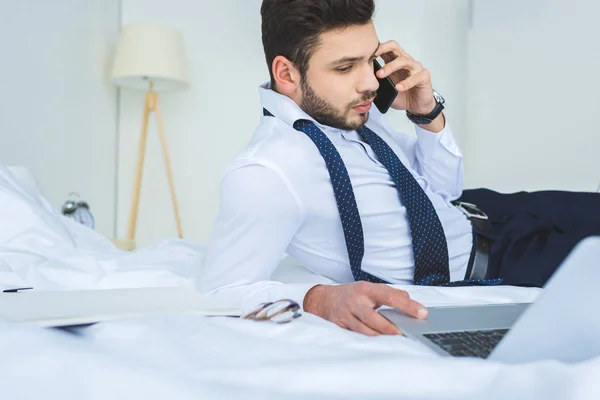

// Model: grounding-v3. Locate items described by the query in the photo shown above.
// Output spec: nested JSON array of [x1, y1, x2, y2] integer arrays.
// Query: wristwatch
[[406, 90, 445, 125]]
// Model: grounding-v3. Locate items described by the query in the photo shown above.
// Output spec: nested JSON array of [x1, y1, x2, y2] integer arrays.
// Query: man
[[198, 0, 600, 336]]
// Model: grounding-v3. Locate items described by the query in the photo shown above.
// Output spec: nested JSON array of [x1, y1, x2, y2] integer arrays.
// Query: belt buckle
[[454, 201, 488, 220]]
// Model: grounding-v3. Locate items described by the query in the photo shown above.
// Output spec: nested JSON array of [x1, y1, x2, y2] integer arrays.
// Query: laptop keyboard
[[423, 329, 509, 358]]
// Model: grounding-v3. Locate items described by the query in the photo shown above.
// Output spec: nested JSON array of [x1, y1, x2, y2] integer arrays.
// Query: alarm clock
[[61, 193, 95, 229]]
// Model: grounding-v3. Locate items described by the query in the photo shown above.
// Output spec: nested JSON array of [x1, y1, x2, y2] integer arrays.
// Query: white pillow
[[6, 166, 43, 197]]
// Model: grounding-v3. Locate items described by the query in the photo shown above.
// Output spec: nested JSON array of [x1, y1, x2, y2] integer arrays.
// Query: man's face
[[298, 22, 380, 131]]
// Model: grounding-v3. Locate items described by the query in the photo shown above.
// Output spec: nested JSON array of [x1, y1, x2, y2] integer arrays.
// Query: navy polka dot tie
[[264, 109, 502, 287], [358, 124, 451, 285]]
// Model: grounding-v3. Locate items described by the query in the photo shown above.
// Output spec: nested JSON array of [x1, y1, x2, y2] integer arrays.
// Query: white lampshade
[[111, 23, 189, 92]]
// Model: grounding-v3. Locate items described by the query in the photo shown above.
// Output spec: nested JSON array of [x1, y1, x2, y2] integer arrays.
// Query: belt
[[453, 202, 492, 281]]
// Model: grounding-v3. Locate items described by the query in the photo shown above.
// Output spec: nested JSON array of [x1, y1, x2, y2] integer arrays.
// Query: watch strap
[[406, 101, 445, 125]]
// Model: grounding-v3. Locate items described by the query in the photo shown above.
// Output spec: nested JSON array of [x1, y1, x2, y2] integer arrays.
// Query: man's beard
[[299, 78, 376, 131]]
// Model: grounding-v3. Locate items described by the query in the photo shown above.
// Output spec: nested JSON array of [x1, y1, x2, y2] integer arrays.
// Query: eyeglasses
[[240, 299, 301, 324]]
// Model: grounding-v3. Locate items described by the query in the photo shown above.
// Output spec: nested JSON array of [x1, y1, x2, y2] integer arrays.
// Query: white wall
[[375, 0, 470, 139], [0, 0, 121, 237], [118, 0, 470, 247], [2, 0, 595, 246], [464, 0, 600, 192]]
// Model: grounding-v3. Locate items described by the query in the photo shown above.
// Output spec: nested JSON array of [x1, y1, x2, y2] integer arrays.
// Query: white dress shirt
[[197, 82, 473, 309]]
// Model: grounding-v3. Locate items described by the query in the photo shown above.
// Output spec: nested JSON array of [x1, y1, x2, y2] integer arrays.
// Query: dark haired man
[[199, 0, 600, 336]]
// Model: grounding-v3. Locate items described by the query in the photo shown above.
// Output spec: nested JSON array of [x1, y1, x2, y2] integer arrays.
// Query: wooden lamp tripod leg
[[154, 94, 184, 238], [125, 91, 153, 242]]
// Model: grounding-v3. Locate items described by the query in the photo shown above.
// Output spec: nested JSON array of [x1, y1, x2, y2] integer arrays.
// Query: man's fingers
[[376, 57, 422, 80], [370, 285, 428, 320], [380, 52, 396, 65], [354, 308, 401, 335], [344, 315, 381, 336], [395, 69, 431, 92], [376, 40, 412, 60]]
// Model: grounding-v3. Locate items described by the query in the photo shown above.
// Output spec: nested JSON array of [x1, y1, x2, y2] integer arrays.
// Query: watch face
[[71, 207, 95, 229], [433, 90, 445, 104], [77, 208, 95, 229]]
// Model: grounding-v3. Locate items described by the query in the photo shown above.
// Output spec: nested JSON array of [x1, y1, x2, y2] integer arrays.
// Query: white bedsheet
[[1, 165, 600, 399], [0, 165, 204, 291], [2, 288, 600, 400]]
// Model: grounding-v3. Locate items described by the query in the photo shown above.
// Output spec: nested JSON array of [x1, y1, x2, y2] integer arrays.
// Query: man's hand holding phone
[[303, 282, 428, 336], [374, 40, 445, 133]]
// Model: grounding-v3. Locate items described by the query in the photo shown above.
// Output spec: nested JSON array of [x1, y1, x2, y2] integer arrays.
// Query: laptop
[[379, 236, 600, 363]]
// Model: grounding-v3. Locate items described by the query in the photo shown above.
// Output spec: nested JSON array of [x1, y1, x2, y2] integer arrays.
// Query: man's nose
[[358, 62, 379, 94]]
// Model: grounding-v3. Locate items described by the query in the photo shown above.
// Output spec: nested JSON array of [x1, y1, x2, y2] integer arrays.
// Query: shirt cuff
[[414, 121, 463, 159], [237, 283, 321, 313]]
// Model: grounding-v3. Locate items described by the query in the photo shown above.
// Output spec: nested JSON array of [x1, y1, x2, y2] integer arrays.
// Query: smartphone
[[373, 59, 398, 114]]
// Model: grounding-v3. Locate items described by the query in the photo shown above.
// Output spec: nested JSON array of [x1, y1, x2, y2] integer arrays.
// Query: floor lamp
[[111, 23, 189, 250]]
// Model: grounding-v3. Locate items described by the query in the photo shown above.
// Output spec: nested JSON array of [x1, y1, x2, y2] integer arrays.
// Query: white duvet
[[0, 165, 599, 399]]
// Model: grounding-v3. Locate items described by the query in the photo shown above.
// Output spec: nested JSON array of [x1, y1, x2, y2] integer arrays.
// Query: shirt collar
[[259, 81, 351, 135]]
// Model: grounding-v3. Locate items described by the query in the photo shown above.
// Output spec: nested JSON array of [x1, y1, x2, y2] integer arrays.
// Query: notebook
[[0, 287, 242, 328]]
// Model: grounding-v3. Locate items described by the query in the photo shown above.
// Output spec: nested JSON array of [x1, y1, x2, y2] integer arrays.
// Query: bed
[[1, 165, 599, 399]]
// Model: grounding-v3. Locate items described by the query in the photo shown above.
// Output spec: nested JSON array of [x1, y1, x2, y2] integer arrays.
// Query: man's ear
[[272, 56, 300, 95]]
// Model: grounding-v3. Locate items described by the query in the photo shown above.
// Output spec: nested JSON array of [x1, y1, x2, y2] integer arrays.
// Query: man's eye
[[336, 66, 352, 73]]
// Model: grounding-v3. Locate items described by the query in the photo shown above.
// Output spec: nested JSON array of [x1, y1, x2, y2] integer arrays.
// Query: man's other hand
[[303, 282, 428, 336]]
